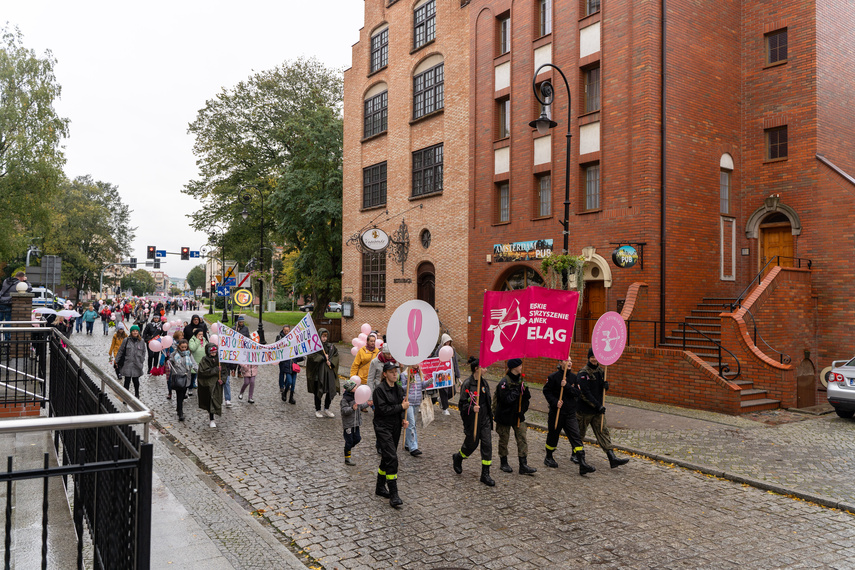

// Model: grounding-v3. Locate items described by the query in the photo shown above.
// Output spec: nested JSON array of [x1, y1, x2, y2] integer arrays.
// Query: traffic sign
[[233, 289, 253, 307], [195, 288, 203, 297], [237, 272, 251, 287], [216, 285, 231, 297], [190, 251, 200, 258], [156, 250, 166, 258], [223, 277, 236, 287], [224, 266, 236, 278]]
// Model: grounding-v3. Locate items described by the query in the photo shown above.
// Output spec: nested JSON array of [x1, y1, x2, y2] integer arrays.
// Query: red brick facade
[[342, 0, 471, 348]]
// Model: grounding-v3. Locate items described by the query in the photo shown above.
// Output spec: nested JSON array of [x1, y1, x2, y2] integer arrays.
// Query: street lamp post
[[530, 64, 572, 289], [238, 186, 266, 343]]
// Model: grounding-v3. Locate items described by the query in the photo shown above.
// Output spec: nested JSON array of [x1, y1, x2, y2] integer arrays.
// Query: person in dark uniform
[[494, 358, 537, 476], [577, 348, 630, 469], [372, 361, 409, 507], [452, 357, 494, 486], [543, 358, 596, 475]]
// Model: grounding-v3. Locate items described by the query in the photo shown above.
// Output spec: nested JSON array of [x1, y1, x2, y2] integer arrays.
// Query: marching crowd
[[101, 309, 629, 510]]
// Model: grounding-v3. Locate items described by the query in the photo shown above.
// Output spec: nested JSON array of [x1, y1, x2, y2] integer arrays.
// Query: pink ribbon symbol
[[405, 309, 422, 357]]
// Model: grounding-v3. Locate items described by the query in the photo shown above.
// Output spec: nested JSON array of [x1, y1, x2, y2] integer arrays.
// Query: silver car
[[828, 357, 855, 419]]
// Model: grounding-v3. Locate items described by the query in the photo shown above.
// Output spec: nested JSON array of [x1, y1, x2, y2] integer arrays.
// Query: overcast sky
[[4, 0, 364, 279]]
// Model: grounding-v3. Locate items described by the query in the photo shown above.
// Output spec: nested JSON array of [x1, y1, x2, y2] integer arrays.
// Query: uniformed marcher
[[577, 348, 630, 469], [494, 358, 537, 475], [372, 361, 409, 507], [452, 357, 494, 486], [543, 358, 596, 475]]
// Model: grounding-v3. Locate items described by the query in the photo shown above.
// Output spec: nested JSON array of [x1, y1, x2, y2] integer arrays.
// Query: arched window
[[720, 153, 733, 214], [369, 24, 389, 73], [364, 82, 388, 138], [498, 267, 545, 291], [413, 54, 444, 119]]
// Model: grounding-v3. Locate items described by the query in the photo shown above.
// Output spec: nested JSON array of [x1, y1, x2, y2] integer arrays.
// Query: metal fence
[[0, 324, 153, 569]]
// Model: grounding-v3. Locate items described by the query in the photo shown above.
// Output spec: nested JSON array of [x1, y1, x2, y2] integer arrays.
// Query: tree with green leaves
[[45, 176, 135, 300], [184, 57, 343, 321], [0, 26, 70, 261], [185, 264, 206, 290], [121, 269, 156, 297]]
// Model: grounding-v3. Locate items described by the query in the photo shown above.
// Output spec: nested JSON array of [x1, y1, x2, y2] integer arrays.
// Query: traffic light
[[210, 280, 216, 289], [147, 246, 156, 260], [154, 258, 160, 269], [130, 257, 137, 269], [180, 247, 190, 260]]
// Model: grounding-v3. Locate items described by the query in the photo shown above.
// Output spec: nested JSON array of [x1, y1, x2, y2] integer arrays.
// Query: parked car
[[327, 302, 342, 312], [828, 357, 855, 418], [299, 303, 314, 313], [31, 287, 62, 309]]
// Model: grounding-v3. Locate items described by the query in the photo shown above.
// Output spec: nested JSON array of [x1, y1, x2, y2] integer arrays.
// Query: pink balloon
[[360, 323, 372, 336], [148, 340, 162, 352], [349, 375, 362, 384], [160, 336, 173, 349], [210, 322, 219, 334], [209, 334, 219, 345], [351, 337, 360, 347], [162, 321, 172, 331], [438, 345, 454, 362], [354, 339, 366, 349], [354, 384, 372, 405], [376, 339, 384, 348], [357, 333, 367, 342], [351, 347, 359, 356]]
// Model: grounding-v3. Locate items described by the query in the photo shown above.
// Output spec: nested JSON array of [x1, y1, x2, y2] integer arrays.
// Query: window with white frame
[[497, 182, 510, 222], [540, 0, 552, 36], [537, 174, 551, 217], [499, 16, 510, 54], [584, 163, 600, 210]]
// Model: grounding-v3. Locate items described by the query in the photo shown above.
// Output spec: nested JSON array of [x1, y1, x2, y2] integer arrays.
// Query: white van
[[31, 287, 60, 308]]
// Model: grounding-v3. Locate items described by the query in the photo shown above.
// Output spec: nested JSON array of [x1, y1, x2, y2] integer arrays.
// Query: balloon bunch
[[209, 322, 220, 346], [350, 323, 383, 356]]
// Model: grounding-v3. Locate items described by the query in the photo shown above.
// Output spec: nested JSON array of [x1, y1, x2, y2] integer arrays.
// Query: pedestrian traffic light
[[154, 258, 160, 269], [130, 257, 137, 269], [147, 246, 156, 260], [180, 247, 190, 260]]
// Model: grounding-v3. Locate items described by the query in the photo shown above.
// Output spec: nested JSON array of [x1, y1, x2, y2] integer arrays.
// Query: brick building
[[342, 0, 472, 348], [465, 0, 854, 412]]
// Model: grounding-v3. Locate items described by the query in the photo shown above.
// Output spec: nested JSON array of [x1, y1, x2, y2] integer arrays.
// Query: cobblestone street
[[73, 313, 855, 569]]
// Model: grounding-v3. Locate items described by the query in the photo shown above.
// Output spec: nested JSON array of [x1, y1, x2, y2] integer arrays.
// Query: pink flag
[[479, 286, 579, 368]]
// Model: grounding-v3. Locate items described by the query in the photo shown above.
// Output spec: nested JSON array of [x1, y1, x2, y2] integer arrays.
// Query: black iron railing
[[0, 325, 152, 570], [729, 255, 813, 312], [740, 306, 791, 365], [0, 322, 49, 407]]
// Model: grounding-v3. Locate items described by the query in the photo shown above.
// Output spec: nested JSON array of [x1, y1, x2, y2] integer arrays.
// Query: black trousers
[[314, 392, 332, 411], [460, 421, 492, 464], [175, 386, 187, 417], [124, 376, 140, 398], [432, 387, 452, 410], [344, 426, 362, 455], [146, 348, 158, 372], [374, 421, 402, 478], [545, 409, 584, 453]]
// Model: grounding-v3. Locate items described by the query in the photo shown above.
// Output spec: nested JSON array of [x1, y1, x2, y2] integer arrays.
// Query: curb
[[523, 417, 855, 515]]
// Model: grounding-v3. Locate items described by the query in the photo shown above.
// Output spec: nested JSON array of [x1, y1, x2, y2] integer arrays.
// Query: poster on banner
[[479, 286, 579, 368], [217, 313, 323, 364], [418, 357, 454, 391]]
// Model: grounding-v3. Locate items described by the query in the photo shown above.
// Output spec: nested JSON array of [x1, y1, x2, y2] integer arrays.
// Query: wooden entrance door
[[760, 224, 794, 277], [578, 281, 606, 343], [417, 263, 435, 308]]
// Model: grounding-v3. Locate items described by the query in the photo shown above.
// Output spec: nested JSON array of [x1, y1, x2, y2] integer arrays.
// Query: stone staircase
[[659, 296, 781, 413]]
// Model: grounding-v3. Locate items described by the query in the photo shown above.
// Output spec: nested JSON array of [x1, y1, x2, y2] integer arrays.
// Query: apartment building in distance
[[466, 0, 855, 413], [342, 0, 472, 348]]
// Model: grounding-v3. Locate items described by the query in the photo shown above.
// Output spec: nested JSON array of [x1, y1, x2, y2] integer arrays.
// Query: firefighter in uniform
[[494, 358, 537, 475], [543, 358, 596, 475], [372, 361, 409, 507], [452, 357, 495, 486], [577, 348, 630, 469]]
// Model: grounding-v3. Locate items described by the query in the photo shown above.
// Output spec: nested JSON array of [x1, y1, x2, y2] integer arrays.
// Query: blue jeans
[[279, 368, 296, 392], [102, 320, 109, 334], [224, 374, 232, 402], [85, 321, 94, 334], [0, 305, 11, 341], [405, 405, 418, 451], [190, 372, 197, 390], [75, 318, 83, 333]]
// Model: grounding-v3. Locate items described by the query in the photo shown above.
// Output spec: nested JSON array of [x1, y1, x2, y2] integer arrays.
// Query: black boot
[[577, 450, 596, 476], [281, 388, 288, 402], [388, 479, 403, 507], [570, 450, 580, 464], [518, 456, 537, 475], [289, 391, 296, 405], [607, 449, 629, 468], [480, 464, 495, 487], [544, 449, 558, 468], [375, 473, 390, 498], [499, 456, 512, 473], [452, 452, 464, 474]]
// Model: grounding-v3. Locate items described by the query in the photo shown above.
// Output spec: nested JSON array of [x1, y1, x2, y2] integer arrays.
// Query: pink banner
[[417, 357, 454, 391], [479, 286, 579, 368]]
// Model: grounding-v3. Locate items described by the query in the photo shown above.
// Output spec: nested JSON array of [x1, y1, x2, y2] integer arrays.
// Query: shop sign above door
[[612, 245, 639, 269], [492, 239, 553, 263], [361, 228, 390, 252]]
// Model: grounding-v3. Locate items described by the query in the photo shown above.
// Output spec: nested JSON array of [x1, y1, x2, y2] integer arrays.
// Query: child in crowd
[[340, 378, 371, 465], [238, 361, 258, 404]]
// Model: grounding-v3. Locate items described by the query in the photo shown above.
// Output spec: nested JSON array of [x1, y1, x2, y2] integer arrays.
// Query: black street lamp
[[238, 186, 266, 343], [530, 64, 572, 288]]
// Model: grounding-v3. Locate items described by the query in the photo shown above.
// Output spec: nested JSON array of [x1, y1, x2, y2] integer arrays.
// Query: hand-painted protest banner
[[418, 357, 453, 391], [218, 314, 323, 364], [479, 286, 579, 368]]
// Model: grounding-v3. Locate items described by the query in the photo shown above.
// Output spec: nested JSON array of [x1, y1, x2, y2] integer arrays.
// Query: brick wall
[[342, 0, 471, 350]]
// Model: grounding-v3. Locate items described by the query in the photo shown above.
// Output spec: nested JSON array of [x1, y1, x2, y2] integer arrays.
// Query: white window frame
[[720, 216, 736, 281]]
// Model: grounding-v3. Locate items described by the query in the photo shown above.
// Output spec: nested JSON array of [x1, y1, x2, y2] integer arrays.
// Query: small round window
[[420, 229, 431, 249], [591, 266, 601, 278]]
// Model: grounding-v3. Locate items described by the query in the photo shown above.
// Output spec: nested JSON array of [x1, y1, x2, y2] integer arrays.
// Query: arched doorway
[[579, 266, 606, 343], [759, 212, 794, 276], [496, 266, 545, 291], [417, 262, 435, 307]]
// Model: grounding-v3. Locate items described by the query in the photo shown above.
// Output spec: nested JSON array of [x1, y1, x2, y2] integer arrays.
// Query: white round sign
[[361, 228, 390, 252], [386, 300, 440, 366]]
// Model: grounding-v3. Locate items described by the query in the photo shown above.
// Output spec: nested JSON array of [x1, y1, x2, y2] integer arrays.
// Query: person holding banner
[[452, 357, 494, 486], [430, 334, 458, 415], [542, 359, 596, 475], [577, 349, 629, 469], [494, 359, 537, 476], [197, 343, 224, 428], [372, 361, 408, 507], [276, 325, 303, 405], [307, 328, 340, 418]]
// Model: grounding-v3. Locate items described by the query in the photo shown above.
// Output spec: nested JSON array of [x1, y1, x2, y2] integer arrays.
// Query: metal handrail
[[739, 305, 791, 365], [0, 411, 152, 435], [729, 255, 813, 311], [680, 322, 741, 380]]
